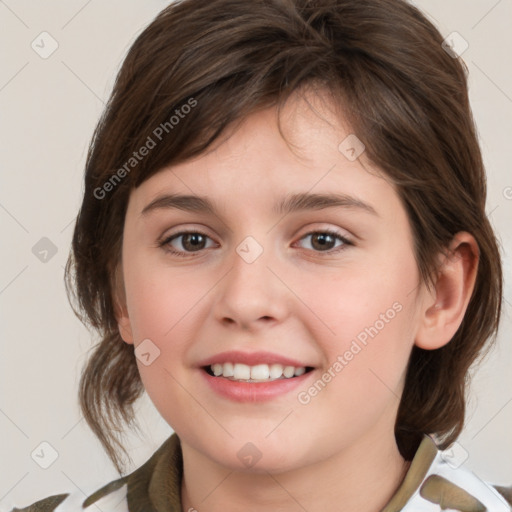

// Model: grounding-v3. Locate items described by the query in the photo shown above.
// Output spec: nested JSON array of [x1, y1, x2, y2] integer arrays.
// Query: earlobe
[[117, 315, 134, 345], [415, 232, 479, 351]]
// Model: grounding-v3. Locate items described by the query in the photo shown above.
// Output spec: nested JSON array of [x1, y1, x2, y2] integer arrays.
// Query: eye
[[159, 230, 216, 256], [158, 228, 352, 257], [295, 230, 352, 253]]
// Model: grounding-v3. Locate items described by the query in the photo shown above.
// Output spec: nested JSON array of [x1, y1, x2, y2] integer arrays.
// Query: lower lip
[[200, 368, 314, 403]]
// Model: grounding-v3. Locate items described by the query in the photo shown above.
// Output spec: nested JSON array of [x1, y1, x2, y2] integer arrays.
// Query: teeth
[[283, 366, 295, 378], [223, 362, 234, 377], [208, 362, 308, 381], [269, 363, 284, 379], [251, 364, 270, 380], [233, 363, 251, 380]]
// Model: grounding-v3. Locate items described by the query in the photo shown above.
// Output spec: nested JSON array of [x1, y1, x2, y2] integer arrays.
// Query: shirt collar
[[141, 432, 438, 511], [381, 434, 439, 511], [147, 433, 183, 511]]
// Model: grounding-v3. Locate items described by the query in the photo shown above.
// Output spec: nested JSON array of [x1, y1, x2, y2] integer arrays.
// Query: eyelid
[[296, 224, 353, 241], [164, 231, 217, 245], [157, 224, 217, 243]]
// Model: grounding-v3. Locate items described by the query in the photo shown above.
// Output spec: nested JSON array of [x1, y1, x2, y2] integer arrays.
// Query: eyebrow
[[140, 192, 378, 217]]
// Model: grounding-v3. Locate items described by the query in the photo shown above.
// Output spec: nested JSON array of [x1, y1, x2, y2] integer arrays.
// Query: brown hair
[[65, 0, 503, 474]]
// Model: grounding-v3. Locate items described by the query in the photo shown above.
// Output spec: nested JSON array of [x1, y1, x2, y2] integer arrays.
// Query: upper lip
[[197, 350, 314, 368]]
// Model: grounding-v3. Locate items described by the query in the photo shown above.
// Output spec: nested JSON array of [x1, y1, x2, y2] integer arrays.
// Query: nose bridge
[[213, 234, 288, 327]]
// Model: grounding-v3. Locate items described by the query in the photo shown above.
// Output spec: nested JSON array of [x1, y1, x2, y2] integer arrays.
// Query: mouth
[[197, 350, 318, 401], [202, 363, 315, 383]]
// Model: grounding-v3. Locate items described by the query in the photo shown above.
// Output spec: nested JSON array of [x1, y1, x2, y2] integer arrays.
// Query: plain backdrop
[[1, 0, 511, 507]]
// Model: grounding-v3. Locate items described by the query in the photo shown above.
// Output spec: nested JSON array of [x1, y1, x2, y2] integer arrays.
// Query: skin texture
[[115, 90, 478, 512]]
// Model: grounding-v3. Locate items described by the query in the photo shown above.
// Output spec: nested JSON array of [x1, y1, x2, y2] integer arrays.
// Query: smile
[[204, 362, 314, 382]]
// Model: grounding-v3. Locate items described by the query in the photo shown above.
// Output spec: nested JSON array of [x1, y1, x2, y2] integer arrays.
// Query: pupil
[[312, 233, 334, 251], [184, 233, 205, 251]]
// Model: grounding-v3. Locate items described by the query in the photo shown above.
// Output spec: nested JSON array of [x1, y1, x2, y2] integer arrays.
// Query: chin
[[205, 436, 309, 474]]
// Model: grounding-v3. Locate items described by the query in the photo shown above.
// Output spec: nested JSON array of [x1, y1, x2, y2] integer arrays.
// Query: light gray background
[[1, 0, 511, 507]]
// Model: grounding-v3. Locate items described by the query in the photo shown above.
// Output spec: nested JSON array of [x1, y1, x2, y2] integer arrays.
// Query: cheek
[[122, 258, 208, 420], [290, 255, 419, 440], [123, 251, 207, 343], [293, 243, 420, 374]]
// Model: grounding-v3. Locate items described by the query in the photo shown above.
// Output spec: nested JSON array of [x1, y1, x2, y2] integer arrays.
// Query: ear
[[112, 262, 134, 345], [415, 232, 479, 350]]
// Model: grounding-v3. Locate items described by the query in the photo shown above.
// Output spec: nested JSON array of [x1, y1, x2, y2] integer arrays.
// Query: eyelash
[[158, 229, 353, 258]]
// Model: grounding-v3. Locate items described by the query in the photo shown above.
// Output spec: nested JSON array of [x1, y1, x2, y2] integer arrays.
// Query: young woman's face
[[118, 91, 427, 472]]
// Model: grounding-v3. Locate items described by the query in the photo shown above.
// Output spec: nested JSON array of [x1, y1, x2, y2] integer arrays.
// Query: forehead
[[127, 89, 401, 222]]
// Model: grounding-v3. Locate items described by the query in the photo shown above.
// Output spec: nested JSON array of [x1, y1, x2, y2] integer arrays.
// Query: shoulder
[[7, 481, 129, 512], [399, 435, 512, 511], [7, 434, 181, 512], [417, 466, 512, 511], [8, 494, 69, 512]]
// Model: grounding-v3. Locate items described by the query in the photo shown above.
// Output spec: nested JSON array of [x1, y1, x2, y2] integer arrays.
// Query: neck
[[180, 426, 411, 512]]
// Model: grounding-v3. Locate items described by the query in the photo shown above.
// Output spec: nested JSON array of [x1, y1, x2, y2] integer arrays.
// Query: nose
[[212, 239, 291, 332]]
